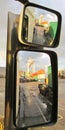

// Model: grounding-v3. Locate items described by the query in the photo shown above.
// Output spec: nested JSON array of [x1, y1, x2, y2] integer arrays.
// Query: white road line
[[58, 114, 63, 120], [59, 107, 65, 111]]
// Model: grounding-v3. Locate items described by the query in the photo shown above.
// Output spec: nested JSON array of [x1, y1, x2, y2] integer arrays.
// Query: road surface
[[16, 82, 52, 128], [0, 78, 65, 130]]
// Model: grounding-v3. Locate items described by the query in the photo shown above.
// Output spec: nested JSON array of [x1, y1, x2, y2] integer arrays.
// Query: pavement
[[0, 78, 65, 130], [29, 78, 65, 130]]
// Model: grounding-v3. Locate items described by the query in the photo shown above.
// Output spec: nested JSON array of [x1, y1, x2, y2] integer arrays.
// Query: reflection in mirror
[[15, 51, 53, 128], [22, 6, 58, 46]]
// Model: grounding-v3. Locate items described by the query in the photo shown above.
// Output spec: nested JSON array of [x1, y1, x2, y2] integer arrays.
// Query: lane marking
[[59, 107, 65, 111], [58, 114, 63, 120]]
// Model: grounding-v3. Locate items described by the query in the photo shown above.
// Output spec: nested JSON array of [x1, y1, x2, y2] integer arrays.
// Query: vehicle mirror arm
[[16, 0, 29, 4]]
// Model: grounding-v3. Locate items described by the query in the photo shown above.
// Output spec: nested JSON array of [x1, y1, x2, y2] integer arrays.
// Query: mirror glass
[[22, 6, 58, 46], [15, 50, 53, 128]]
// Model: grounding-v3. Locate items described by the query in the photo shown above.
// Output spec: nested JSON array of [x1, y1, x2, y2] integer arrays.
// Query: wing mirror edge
[[18, 2, 62, 48], [13, 49, 58, 128]]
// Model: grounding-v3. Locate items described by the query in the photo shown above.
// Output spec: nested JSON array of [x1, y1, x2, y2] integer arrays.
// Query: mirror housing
[[13, 49, 58, 128], [18, 2, 61, 48], [5, 12, 58, 130]]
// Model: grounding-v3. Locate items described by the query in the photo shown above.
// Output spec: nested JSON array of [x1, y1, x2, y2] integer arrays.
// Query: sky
[[0, 0, 65, 70], [17, 51, 50, 72]]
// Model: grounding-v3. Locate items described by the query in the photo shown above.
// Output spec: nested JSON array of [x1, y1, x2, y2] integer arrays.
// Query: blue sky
[[0, 0, 65, 70]]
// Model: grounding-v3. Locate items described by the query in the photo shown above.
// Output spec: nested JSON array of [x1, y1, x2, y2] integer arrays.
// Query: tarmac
[[0, 76, 65, 130]]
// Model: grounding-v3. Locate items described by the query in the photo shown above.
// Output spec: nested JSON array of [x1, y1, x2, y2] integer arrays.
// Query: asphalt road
[[0, 78, 5, 116], [16, 82, 52, 128], [29, 78, 65, 130], [0, 78, 65, 130]]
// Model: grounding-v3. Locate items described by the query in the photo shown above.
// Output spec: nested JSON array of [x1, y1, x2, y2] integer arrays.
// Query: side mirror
[[14, 49, 58, 128], [18, 3, 61, 47]]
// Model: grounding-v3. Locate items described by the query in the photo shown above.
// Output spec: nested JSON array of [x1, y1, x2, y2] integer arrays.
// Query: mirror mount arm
[[16, 0, 29, 4]]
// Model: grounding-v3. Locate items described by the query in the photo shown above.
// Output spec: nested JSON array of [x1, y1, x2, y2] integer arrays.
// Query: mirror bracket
[[16, 0, 29, 4]]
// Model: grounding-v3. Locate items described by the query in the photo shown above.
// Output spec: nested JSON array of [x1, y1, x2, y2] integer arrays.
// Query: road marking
[[32, 95, 47, 122], [59, 107, 65, 111], [58, 114, 63, 120]]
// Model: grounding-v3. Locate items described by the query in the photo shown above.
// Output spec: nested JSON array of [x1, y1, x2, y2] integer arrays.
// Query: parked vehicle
[[38, 84, 53, 103]]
